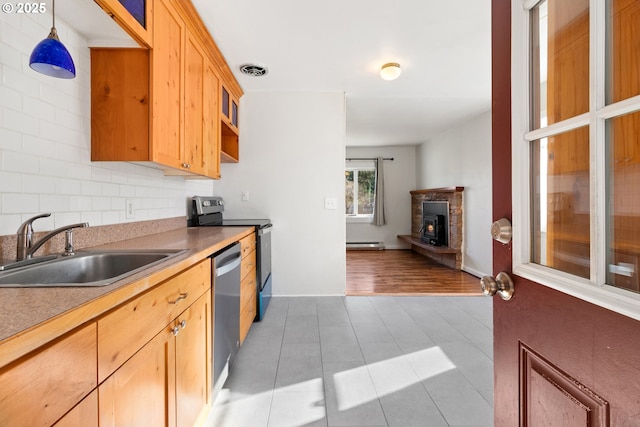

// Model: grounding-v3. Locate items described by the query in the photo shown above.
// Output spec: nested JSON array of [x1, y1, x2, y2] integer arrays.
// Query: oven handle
[[258, 226, 272, 236], [215, 254, 242, 277]]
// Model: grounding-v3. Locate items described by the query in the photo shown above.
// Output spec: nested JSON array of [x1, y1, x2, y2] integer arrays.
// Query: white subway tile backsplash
[[39, 158, 73, 177], [23, 174, 54, 194], [0, 12, 214, 236], [2, 107, 39, 136], [3, 151, 39, 174], [102, 211, 120, 224], [0, 83, 22, 110], [69, 196, 92, 212], [102, 183, 119, 197], [0, 171, 21, 192], [2, 193, 39, 214], [23, 134, 55, 158], [91, 196, 112, 211], [0, 128, 21, 151], [55, 177, 82, 195], [40, 194, 70, 212], [23, 95, 55, 122]]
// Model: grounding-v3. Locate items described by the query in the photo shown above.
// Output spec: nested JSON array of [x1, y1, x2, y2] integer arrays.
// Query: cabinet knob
[[180, 319, 187, 329], [171, 325, 180, 336]]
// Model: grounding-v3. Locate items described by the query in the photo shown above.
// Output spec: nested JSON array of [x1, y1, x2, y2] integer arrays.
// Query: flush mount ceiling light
[[379, 62, 401, 81], [239, 63, 268, 77], [29, 0, 76, 79]]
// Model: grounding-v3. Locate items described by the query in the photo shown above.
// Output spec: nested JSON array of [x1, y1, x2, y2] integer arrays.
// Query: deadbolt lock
[[491, 218, 512, 244]]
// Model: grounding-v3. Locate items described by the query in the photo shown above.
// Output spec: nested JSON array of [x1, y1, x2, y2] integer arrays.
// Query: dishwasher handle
[[215, 254, 242, 277]]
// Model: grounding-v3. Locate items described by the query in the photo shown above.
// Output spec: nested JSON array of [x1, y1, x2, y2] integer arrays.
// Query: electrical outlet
[[241, 191, 249, 202], [126, 199, 135, 219], [325, 197, 337, 210]]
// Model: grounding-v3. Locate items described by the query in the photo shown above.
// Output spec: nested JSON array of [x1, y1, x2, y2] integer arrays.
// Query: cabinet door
[[53, 390, 98, 427], [99, 328, 175, 427], [175, 290, 212, 427], [183, 31, 206, 175], [151, 0, 185, 170], [94, 0, 153, 47], [203, 60, 221, 178], [0, 323, 97, 427]]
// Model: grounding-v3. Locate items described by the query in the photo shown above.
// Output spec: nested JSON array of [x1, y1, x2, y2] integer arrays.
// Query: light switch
[[241, 191, 249, 202], [325, 197, 337, 210]]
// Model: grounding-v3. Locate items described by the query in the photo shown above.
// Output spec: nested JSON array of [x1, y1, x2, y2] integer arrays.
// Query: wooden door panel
[[521, 344, 609, 427]]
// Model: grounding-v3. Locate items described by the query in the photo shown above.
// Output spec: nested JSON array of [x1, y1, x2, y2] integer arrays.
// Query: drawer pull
[[170, 292, 188, 305], [171, 326, 180, 336]]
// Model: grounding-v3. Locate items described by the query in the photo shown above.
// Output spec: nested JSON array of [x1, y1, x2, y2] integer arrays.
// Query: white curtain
[[373, 157, 386, 226]]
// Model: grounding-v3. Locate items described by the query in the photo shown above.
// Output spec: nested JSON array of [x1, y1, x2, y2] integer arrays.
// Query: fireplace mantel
[[398, 187, 464, 269], [410, 187, 464, 195]]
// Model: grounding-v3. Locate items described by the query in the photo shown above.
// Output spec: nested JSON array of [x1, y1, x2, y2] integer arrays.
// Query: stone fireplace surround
[[398, 187, 464, 270]]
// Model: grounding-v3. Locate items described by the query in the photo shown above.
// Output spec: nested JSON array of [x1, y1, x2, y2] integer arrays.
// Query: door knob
[[481, 271, 514, 301]]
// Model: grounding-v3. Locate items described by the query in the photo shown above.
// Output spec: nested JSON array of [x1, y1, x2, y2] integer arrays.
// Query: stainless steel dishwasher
[[212, 242, 242, 396]]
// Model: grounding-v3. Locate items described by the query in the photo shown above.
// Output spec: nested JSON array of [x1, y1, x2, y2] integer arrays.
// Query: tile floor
[[206, 296, 494, 427]]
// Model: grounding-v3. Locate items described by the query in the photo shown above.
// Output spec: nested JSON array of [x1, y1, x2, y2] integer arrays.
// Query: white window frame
[[511, 0, 640, 321], [345, 163, 376, 223]]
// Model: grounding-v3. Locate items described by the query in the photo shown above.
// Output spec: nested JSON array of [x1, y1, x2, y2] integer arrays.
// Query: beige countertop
[[0, 226, 254, 368]]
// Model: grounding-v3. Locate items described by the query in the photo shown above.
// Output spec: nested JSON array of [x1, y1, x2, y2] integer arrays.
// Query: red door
[[492, 1, 640, 426]]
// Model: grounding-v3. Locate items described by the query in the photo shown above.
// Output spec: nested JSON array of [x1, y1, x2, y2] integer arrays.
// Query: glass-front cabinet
[[94, 0, 153, 47]]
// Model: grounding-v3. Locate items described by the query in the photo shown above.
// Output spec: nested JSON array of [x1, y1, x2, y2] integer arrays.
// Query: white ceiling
[[192, 0, 492, 147], [59, 0, 492, 148]]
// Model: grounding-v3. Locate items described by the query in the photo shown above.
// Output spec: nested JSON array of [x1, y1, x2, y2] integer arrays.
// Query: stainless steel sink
[[0, 249, 187, 287]]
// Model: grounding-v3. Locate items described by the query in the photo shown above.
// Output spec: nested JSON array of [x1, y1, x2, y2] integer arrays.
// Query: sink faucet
[[16, 213, 89, 260]]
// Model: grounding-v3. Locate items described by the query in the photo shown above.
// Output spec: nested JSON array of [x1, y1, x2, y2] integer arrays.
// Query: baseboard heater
[[346, 241, 385, 251]]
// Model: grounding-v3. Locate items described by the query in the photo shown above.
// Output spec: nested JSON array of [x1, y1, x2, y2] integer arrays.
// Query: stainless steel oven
[[188, 196, 272, 321]]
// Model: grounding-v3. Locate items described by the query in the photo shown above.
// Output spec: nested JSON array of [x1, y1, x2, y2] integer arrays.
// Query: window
[[513, 0, 640, 307], [345, 161, 376, 218]]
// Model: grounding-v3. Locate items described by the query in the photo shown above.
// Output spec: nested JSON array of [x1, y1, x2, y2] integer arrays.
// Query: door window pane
[[607, 111, 640, 292], [532, 127, 590, 279], [532, 0, 590, 129], [608, 0, 640, 104]]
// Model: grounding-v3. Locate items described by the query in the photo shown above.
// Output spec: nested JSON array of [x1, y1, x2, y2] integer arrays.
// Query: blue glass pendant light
[[29, 0, 75, 79]]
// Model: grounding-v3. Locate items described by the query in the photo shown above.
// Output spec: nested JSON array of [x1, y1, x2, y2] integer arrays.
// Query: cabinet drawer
[[240, 233, 256, 257], [241, 251, 256, 280], [240, 267, 256, 309], [0, 323, 97, 427], [98, 259, 211, 382], [240, 291, 256, 344]]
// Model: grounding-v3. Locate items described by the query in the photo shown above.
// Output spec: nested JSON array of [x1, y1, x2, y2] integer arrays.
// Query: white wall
[[212, 92, 346, 296], [345, 146, 414, 249], [416, 110, 492, 277], [0, 12, 212, 236]]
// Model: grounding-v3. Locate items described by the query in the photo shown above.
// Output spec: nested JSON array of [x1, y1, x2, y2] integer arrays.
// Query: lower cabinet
[[0, 323, 97, 427], [99, 291, 212, 427], [53, 390, 99, 427]]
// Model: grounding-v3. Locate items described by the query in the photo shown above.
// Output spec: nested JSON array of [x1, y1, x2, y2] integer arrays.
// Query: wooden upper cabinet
[[204, 61, 221, 178], [150, 0, 186, 171], [183, 31, 207, 176], [91, 0, 239, 177], [220, 84, 240, 163], [94, 0, 153, 47]]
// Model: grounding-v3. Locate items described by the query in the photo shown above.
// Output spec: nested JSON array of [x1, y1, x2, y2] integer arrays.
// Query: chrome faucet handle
[[16, 213, 51, 261], [63, 229, 75, 256]]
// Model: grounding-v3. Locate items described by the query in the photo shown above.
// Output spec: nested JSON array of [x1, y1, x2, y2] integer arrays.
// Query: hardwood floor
[[346, 249, 484, 296]]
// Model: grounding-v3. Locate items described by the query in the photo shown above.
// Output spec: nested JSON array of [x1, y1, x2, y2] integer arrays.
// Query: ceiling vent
[[239, 63, 268, 77]]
